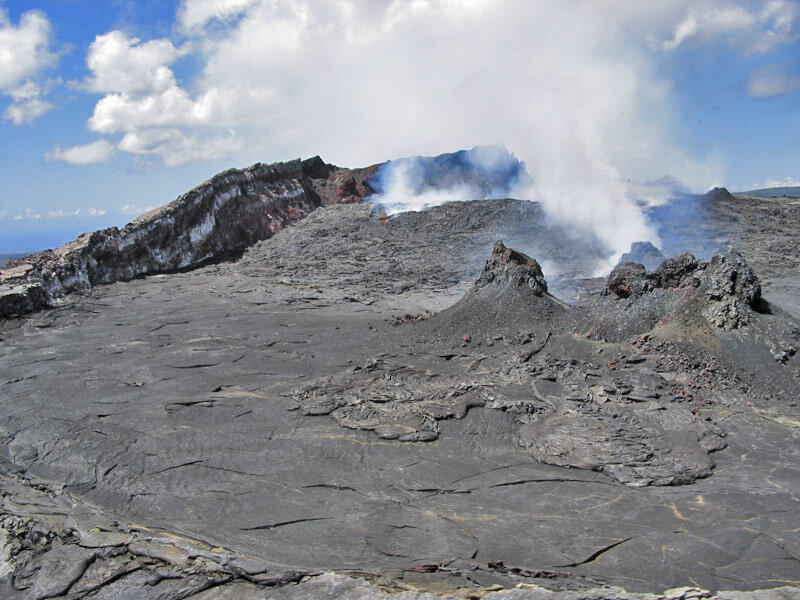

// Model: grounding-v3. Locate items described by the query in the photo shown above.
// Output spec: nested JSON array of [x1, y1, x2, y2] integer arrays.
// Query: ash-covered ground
[[1, 182, 800, 598]]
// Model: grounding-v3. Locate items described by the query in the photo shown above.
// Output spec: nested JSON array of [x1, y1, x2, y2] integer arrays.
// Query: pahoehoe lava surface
[[1, 186, 800, 597]]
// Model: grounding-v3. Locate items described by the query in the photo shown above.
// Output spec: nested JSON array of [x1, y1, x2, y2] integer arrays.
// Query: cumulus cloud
[[748, 63, 800, 97], [3, 98, 54, 125], [178, 0, 259, 32], [84, 30, 197, 134], [59, 0, 798, 263], [76, 30, 237, 166], [117, 127, 241, 167], [0, 8, 57, 124], [0, 9, 55, 90], [84, 31, 185, 97], [11, 207, 107, 220], [46, 140, 117, 165], [121, 203, 157, 216], [755, 176, 800, 188], [662, 0, 797, 53]]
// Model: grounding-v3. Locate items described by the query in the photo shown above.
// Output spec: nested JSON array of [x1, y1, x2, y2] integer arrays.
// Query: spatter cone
[[292, 241, 725, 486]]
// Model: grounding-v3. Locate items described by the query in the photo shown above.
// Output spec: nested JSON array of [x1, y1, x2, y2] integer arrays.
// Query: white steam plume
[[373, 160, 483, 215], [84, 1, 773, 265], [183, 1, 733, 267]]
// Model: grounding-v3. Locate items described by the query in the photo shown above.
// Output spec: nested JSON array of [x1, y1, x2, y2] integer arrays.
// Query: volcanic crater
[[1, 152, 799, 599]]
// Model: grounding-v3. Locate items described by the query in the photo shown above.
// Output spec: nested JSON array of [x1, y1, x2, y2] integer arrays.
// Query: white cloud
[[178, 0, 259, 32], [83, 31, 204, 134], [73, 29, 236, 166], [0, 8, 57, 124], [121, 203, 157, 215], [7, 207, 108, 221], [46, 140, 117, 165], [15, 208, 43, 220], [755, 176, 800, 188], [9, 80, 42, 100], [117, 127, 241, 167], [3, 98, 53, 124], [0, 9, 55, 90], [663, 0, 797, 53], [748, 63, 800, 97], [84, 31, 184, 97]]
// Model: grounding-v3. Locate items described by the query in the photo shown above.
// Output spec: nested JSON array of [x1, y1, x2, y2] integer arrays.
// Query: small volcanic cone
[[473, 240, 549, 297], [422, 241, 568, 343]]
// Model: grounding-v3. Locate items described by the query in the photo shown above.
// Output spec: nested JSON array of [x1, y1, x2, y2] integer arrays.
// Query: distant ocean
[[1, 252, 28, 267], [0, 216, 125, 257]]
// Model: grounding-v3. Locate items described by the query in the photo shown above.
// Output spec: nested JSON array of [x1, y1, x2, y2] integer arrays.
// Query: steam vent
[[1, 151, 800, 598]]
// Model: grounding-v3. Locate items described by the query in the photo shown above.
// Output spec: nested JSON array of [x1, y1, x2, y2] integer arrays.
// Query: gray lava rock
[[476, 240, 548, 296], [702, 247, 762, 329], [3, 181, 800, 596], [0, 282, 49, 317], [607, 262, 658, 299], [604, 247, 763, 330], [656, 253, 703, 289]]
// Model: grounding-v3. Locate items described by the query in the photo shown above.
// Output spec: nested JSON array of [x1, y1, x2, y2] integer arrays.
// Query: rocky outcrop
[[0, 157, 376, 319], [705, 186, 736, 203], [702, 248, 762, 328], [607, 262, 659, 299], [0, 282, 49, 315], [606, 247, 763, 329], [475, 240, 549, 296], [367, 144, 529, 200]]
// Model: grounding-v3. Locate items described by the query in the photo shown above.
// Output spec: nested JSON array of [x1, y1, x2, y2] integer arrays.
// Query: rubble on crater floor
[[605, 247, 763, 330], [293, 242, 727, 486], [2, 190, 800, 597]]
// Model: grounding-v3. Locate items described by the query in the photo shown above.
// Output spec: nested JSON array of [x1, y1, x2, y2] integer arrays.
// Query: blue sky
[[1, 0, 799, 253]]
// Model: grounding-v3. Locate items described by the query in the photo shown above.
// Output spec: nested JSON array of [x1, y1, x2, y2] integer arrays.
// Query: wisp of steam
[[369, 145, 529, 215], [370, 144, 668, 275]]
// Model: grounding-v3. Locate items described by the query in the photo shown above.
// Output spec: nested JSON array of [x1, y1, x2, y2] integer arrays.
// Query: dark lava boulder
[[474, 240, 548, 297], [704, 186, 736, 203], [701, 247, 762, 329], [607, 262, 658, 299], [0, 282, 50, 317], [605, 247, 762, 330], [655, 252, 703, 289]]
